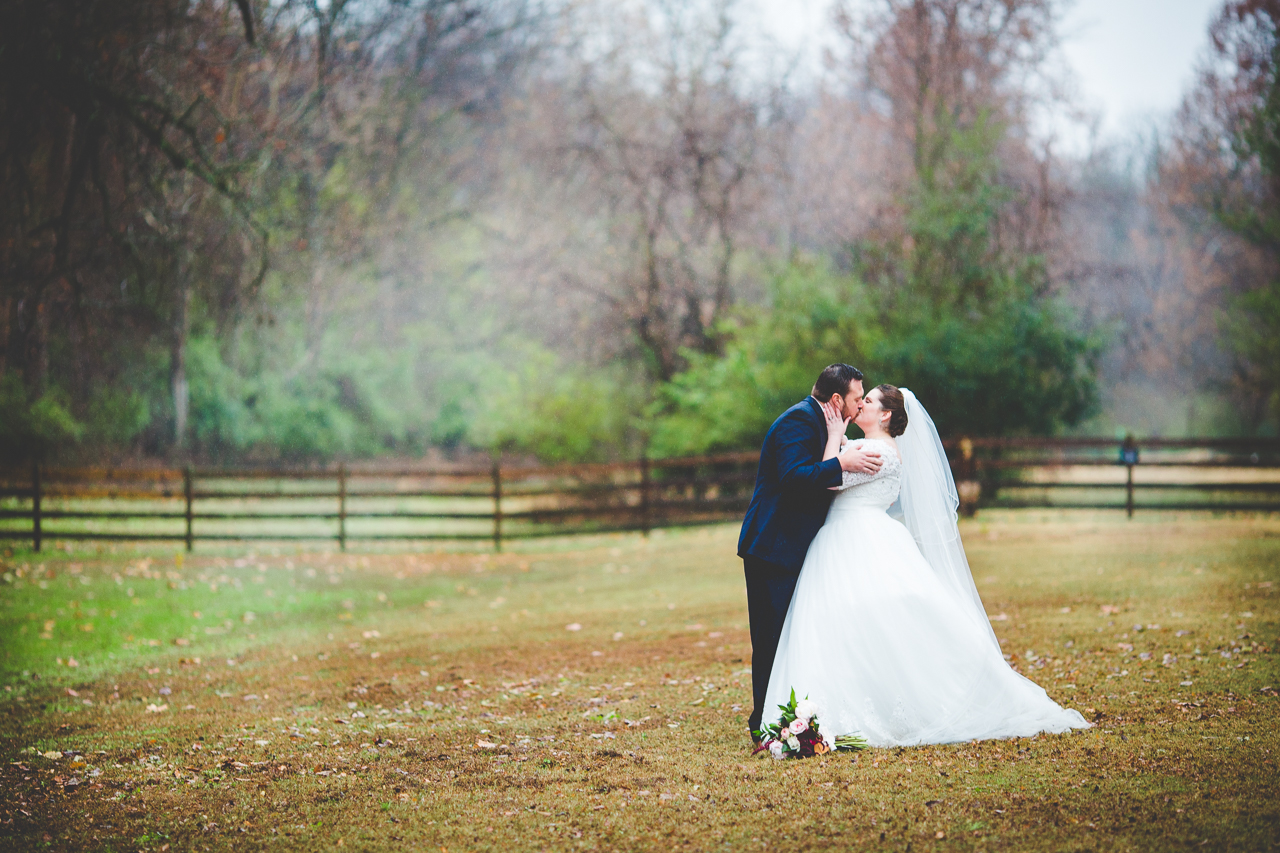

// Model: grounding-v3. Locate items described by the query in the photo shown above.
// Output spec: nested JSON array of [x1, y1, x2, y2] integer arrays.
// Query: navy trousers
[[743, 555, 801, 737]]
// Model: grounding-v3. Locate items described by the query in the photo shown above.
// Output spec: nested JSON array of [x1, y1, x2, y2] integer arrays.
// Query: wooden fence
[[0, 453, 759, 552], [948, 436, 1280, 516], [1, 437, 1278, 552]]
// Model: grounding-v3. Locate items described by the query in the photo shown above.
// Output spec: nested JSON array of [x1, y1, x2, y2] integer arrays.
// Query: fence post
[[1125, 463, 1134, 518], [956, 437, 980, 517], [639, 455, 651, 536], [1121, 434, 1138, 518], [31, 459, 41, 553], [183, 466, 194, 552], [492, 460, 502, 552], [338, 464, 347, 552]]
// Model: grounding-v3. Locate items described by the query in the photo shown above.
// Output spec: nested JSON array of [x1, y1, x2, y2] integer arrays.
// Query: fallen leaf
[[565, 623, 582, 632]]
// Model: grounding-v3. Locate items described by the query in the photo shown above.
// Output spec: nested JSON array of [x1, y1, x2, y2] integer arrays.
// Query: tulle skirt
[[763, 506, 1090, 747]]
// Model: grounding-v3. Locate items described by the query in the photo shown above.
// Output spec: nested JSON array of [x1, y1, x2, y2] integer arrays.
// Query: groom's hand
[[840, 445, 882, 474]]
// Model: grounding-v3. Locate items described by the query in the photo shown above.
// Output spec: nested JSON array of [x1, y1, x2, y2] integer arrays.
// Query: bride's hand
[[822, 401, 850, 442]]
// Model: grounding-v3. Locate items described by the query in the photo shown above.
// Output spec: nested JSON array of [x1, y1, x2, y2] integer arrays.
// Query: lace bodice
[[830, 438, 902, 512]]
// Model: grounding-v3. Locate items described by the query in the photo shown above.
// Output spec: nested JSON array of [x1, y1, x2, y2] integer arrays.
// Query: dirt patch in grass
[[0, 513, 1277, 851]]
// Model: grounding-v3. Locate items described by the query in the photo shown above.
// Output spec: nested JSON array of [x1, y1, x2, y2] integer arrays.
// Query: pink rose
[[788, 718, 808, 735]]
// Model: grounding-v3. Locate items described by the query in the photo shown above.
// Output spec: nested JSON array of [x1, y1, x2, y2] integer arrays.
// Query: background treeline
[[2, 0, 1277, 466]]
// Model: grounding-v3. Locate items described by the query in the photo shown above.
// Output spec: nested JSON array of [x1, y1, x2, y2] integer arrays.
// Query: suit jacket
[[737, 396, 844, 573]]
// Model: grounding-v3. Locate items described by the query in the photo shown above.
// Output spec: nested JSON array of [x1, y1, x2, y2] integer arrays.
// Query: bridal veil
[[896, 389, 1001, 653]]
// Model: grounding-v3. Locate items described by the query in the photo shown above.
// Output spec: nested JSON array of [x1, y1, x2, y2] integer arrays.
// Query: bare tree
[[0, 0, 539, 458], [512, 0, 785, 382], [828, 0, 1067, 273], [1156, 0, 1280, 428], [0, 0, 268, 458]]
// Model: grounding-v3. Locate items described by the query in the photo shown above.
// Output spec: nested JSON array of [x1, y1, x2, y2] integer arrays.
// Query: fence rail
[[0, 452, 760, 552], [1, 437, 1278, 551], [945, 435, 1280, 516]]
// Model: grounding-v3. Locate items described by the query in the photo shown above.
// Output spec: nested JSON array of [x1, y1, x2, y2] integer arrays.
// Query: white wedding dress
[[762, 434, 1090, 747]]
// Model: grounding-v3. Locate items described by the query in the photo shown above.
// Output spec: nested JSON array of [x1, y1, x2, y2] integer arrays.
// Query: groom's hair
[[812, 364, 864, 402]]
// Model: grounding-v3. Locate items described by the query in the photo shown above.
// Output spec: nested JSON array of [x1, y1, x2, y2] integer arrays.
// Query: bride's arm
[[820, 401, 848, 462], [817, 400, 882, 476], [831, 440, 884, 490]]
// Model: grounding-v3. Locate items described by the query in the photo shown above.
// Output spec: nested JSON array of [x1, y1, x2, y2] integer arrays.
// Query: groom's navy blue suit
[[738, 396, 844, 736]]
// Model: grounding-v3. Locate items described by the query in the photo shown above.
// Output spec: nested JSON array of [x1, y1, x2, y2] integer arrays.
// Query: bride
[[761, 384, 1090, 747]]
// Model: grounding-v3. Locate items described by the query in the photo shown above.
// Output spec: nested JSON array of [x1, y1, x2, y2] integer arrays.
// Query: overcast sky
[[753, 0, 1226, 147]]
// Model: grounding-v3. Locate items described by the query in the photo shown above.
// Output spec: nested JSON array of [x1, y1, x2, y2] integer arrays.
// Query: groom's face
[[834, 379, 865, 422]]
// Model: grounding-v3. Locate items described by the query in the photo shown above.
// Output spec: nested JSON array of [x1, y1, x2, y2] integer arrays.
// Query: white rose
[[795, 699, 817, 721], [769, 740, 784, 759], [787, 735, 800, 750]]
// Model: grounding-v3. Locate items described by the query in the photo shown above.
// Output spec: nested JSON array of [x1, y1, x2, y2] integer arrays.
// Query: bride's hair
[[876, 385, 908, 437]]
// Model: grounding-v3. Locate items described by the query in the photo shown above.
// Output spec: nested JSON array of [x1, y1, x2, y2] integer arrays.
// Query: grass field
[[1, 511, 1277, 852]]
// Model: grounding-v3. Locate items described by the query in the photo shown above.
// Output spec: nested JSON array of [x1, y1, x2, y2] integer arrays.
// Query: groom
[[738, 363, 882, 741]]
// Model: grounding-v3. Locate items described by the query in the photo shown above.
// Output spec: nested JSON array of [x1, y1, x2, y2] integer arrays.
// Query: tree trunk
[[30, 293, 49, 398], [171, 278, 191, 450], [0, 294, 11, 377]]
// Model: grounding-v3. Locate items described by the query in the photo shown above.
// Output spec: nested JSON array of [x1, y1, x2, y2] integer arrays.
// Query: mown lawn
[[0, 511, 1277, 852]]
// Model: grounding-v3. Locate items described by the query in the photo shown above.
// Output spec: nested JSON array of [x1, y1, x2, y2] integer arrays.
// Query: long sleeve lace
[[834, 467, 883, 491], [831, 439, 901, 491]]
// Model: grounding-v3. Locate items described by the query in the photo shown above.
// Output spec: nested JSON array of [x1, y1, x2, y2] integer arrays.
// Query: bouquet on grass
[[753, 688, 867, 759]]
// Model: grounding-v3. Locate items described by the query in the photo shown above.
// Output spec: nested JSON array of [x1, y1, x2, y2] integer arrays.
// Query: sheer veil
[[896, 389, 1001, 652]]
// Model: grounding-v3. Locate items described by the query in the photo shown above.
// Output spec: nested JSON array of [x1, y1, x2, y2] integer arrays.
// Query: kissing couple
[[738, 364, 1090, 749]]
